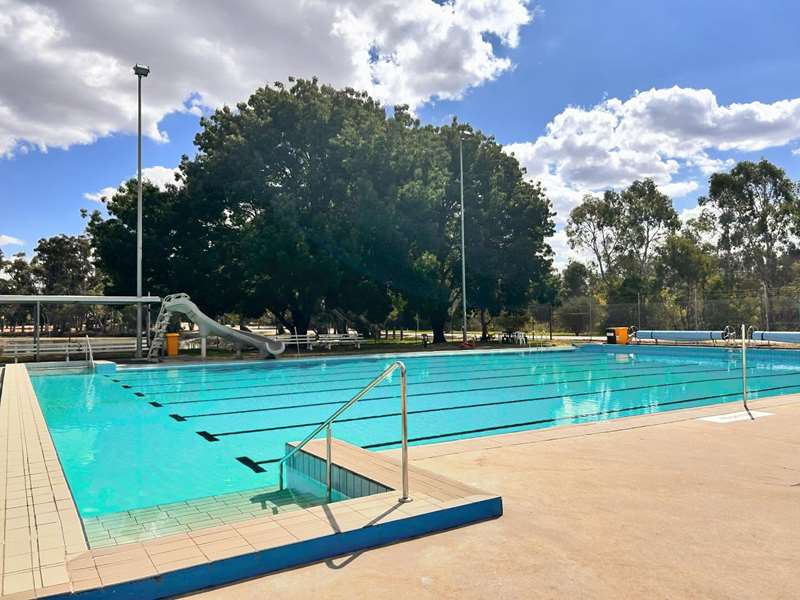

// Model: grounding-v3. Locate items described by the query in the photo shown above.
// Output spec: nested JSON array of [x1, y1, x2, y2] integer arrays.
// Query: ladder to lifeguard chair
[[146, 301, 171, 361]]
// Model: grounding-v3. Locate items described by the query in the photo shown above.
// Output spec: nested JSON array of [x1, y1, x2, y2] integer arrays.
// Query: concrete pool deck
[[188, 393, 800, 599]]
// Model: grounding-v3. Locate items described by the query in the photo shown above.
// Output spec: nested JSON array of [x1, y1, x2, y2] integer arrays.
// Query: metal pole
[[399, 361, 410, 502], [34, 301, 40, 361], [762, 282, 769, 331], [326, 424, 332, 502], [135, 73, 143, 358], [459, 135, 467, 344], [741, 323, 752, 419]]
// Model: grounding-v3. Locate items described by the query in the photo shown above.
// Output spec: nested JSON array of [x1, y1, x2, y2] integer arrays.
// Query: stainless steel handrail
[[278, 360, 411, 503], [85, 335, 95, 371], [741, 324, 753, 419]]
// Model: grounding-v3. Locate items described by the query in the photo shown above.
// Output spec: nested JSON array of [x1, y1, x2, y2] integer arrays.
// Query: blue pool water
[[31, 345, 800, 516]]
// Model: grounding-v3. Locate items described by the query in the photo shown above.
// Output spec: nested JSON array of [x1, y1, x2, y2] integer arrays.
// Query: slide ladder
[[146, 302, 171, 361]]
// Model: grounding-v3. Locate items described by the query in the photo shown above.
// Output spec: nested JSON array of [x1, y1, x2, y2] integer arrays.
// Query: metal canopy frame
[[0, 295, 161, 360]]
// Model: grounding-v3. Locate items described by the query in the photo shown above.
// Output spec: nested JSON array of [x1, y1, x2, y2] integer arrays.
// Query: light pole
[[459, 133, 467, 344], [133, 63, 150, 358]]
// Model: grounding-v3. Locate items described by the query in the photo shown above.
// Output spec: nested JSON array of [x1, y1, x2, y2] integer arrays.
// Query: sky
[[2, 0, 800, 268]]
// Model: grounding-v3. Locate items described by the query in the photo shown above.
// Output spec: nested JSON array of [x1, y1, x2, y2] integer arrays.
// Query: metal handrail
[[85, 335, 95, 371], [278, 360, 411, 503]]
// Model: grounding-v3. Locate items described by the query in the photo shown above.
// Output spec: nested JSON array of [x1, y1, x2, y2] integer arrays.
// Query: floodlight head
[[133, 64, 150, 77]]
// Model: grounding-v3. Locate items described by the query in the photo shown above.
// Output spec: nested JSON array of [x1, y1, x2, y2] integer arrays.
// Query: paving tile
[[97, 560, 156, 586], [3, 553, 34, 573], [37, 546, 65, 567], [39, 563, 69, 587], [2, 570, 35, 595], [67, 566, 100, 583], [201, 544, 253, 563], [148, 545, 205, 567], [155, 556, 206, 574]]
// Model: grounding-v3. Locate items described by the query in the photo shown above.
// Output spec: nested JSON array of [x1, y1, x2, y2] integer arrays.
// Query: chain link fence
[[539, 293, 800, 336]]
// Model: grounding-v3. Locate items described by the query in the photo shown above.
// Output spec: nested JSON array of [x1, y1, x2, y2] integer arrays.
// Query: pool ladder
[[277, 360, 411, 503]]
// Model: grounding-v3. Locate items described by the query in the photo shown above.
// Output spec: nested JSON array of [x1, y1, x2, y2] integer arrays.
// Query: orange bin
[[165, 333, 180, 356], [606, 327, 629, 344]]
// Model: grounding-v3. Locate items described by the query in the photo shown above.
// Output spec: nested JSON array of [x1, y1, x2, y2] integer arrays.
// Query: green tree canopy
[[699, 159, 800, 291]]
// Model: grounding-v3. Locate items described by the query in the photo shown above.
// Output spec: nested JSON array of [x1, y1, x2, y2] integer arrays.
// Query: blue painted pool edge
[[52, 496, 503, 599]]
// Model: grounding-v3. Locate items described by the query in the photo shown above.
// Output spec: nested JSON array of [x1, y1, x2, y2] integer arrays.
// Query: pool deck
[[189, 393, 800, 599]]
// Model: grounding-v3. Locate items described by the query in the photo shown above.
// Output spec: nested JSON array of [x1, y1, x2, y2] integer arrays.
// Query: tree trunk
[[431, 314, 447, 344], [480, 308, 490, 342]]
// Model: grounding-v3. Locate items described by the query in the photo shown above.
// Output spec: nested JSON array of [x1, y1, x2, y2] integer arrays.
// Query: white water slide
[[153, 293, 285, 359]]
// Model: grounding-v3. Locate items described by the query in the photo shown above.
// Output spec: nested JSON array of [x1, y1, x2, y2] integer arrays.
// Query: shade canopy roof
[[0, 295, 161, 305]]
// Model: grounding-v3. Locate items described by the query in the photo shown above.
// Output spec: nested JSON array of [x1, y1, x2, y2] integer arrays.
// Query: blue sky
[[3, 0, 800, 265]]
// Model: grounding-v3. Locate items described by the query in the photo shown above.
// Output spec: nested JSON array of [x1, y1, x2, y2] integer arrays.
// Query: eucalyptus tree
[[699, 159, 800, 292]]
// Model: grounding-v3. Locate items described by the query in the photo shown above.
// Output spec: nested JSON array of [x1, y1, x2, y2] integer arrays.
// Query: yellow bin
[[165, 333, 180, 356]]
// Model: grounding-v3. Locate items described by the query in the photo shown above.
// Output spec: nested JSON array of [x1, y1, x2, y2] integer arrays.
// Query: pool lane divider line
[[119, 354, 620, 391], [171, 362, 712, 420], [148, 358, 699, 403], [158, 360, 699, 409], [237, 379, 800, 469], [197, 369, 800, 442]]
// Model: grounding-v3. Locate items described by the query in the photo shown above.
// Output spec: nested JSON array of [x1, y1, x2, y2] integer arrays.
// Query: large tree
[[87, 79, 554, 342], [412, 123, 554, 342], [566, 178, 678, 294], [699, 159, 800, 292]]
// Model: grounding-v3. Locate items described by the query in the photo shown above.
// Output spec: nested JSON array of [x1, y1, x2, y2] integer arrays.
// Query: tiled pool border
[[0, 363, 502, 599]]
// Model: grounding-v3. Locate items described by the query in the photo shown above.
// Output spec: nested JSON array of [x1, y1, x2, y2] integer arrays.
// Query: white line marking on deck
[[698, 411, 773, 423]]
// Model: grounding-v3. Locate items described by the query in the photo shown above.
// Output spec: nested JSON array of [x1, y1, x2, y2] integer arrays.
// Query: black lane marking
[[235, 456, 269, 473], [153, 359, 698, 405], [122, 385, 131, 389], [134, 392, 145, 397], [170, 414, 186, 422], [198, 369, 800, 441], [149, 401, 163, 407], [173, 362, 708, 420], [117, 354, 621, 392], [246, 380, 800, 464]]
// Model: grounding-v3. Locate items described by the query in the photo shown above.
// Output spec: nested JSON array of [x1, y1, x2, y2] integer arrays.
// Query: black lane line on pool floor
[[118, 354, 624, 392], [195, 369, 800, 442], [169, 362, 710, 421], [236, 379, 800, 471], [148, 359, 701, 407]]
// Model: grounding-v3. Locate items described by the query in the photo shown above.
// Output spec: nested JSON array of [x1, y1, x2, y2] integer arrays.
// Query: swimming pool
[[31, 345, 800, 517]]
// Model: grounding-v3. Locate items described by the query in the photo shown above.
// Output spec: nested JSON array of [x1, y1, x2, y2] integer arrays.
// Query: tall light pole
[[459, 133, 467, 344], [133, 63, 150, 358]]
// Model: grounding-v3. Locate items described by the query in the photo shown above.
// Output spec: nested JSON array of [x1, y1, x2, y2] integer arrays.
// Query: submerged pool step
[[83, 486, 328, 548]]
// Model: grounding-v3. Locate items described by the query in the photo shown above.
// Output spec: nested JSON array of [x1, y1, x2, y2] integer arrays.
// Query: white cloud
[[0, 235, 24, 246], [0, 0, 533, 156], [658, 180, 699, 198], [507, 86, 800, 225], [793, 148, 800, 156], [678, 204, 707, 225], [84, 165, 179, 202], [548, 229, 591, 270]]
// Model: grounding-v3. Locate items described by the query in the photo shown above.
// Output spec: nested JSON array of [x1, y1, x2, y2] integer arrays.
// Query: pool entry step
[[83, 486, 329, 548]]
